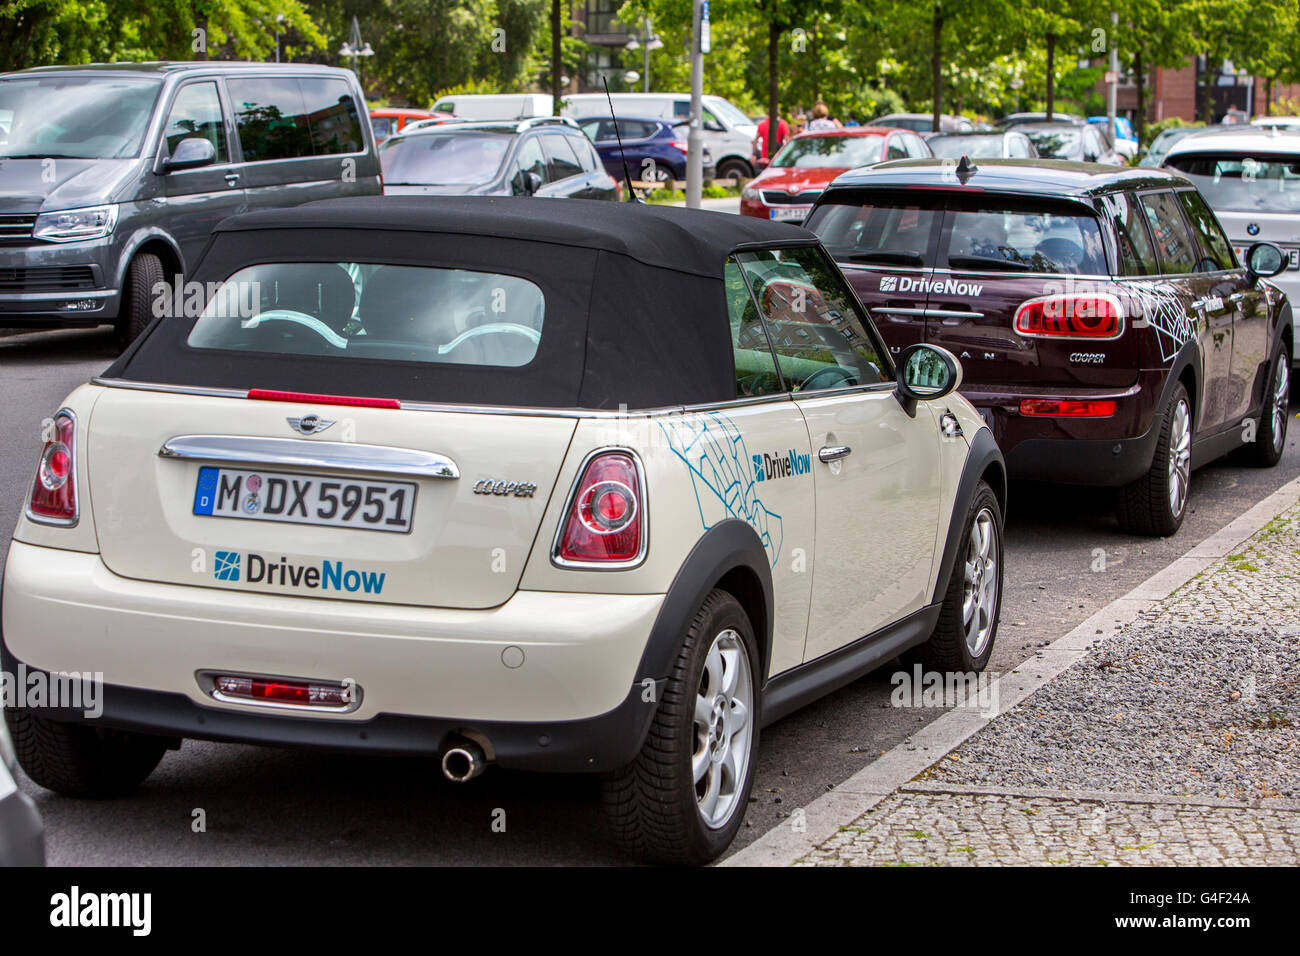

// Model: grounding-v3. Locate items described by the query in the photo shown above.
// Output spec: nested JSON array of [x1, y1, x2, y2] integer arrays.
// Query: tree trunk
[[1133, 48, 1146, 145], [768, 21, 780, 158], [1201, 55, 1214, 123], [551, 0, 561, 116], [1265, 76, 1274, 116], [1045, 33, 1056, 120], [930, 4, 942, 133]]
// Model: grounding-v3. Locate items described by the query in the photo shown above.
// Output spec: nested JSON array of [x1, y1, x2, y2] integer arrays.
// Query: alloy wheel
[[692, 629, 754, 830], [1167, 397, 1192, 517], [962, 507, 999, 657], [1271, 355, 1290, 453]]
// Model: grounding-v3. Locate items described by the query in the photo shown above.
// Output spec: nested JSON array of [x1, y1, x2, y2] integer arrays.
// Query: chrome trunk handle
[[159, 435, 459, 479]]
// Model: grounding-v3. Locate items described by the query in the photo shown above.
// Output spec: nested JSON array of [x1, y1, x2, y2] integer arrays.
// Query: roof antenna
[[956, 154, 978, 184], [602, 76, 643, 203]]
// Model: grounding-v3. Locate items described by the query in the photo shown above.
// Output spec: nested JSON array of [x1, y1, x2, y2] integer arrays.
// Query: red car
[[740, 127, 932, 223], [370, 108, 455, 143]]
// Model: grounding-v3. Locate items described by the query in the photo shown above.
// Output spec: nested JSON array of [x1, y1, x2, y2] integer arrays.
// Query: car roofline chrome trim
[[159, 435, 460, 479]]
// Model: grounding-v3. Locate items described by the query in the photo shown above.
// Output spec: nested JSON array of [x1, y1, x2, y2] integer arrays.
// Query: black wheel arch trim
[[931, 426, 1005, 607], [634, 519, 775, 685]]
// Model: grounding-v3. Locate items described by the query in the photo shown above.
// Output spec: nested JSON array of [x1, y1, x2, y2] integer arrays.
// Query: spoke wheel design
[[692, 629, 754, 830], [1167, 396, 1191, 518], [1271, 355, 1290, 453], [961, 507, 999, 658]]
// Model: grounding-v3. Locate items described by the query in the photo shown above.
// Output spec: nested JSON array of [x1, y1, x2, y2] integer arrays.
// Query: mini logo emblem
[[879, 276, 899, 292], [214, 550, 241, 581], [287, 414, 336, 436], [1247, 223, 1260, 236]]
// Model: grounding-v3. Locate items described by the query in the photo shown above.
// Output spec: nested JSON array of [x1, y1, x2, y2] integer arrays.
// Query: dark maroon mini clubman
[[806, 158, 1294, 536]]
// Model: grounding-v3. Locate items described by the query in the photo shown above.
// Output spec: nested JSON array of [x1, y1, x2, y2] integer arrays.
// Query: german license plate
[[769, 206, 810, 222], [192, 466, 416, 533]]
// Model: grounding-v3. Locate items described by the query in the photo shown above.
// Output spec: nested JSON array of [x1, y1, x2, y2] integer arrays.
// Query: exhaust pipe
[[441, 737, 487, 783]]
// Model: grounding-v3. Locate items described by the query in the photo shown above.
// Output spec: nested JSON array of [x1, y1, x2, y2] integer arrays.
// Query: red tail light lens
[[556, 451, 644, 565], [29, 410, 77, 523], [1020, 399, 1117, 417], [671, 141, 689, 154], [247, 388, 401, 409], [1014, 294, 1123, 339]]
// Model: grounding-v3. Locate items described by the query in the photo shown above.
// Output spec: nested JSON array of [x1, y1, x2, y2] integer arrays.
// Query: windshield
[[930, 136, 1005, 159], [1163, 153, 1300, 213], [772, 135, 883, 169], [707, 98, 753, 128], [1024, 128, 1080, 158], [0, 75, 161, 159], [379, 131, 511, 185]]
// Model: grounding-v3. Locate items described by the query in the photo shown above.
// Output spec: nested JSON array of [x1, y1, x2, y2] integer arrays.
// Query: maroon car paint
[[808, 160, 1292, 487]]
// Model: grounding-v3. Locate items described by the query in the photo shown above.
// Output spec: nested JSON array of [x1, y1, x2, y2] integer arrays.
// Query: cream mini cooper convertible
[[2, 197, 1005, 864]]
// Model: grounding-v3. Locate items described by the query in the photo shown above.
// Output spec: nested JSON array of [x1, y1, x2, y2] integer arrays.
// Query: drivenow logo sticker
[[753, 449, 812, 483], [879, 275, 985, 296], [212, 551, 386, 594]]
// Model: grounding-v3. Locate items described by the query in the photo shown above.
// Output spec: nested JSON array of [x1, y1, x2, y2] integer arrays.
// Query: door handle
[[1228, 292, 1247, 305], [818, 445, 852, 463], [224, 172, 240, 186]]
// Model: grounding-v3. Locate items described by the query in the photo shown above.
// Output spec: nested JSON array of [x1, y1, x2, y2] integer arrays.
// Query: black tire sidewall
[[672, 592, 762, 861]]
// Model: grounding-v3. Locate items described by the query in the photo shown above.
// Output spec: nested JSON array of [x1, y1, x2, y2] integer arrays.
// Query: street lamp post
[[274, 14, 286, 63], [338, 16, 374, 90], [623, 18, 663, 93]]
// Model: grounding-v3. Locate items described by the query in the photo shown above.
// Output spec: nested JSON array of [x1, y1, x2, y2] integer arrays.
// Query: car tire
[[1116, 381, 1192, 537], [648, 162, 674, 184], [114, 252, 165, 351], [1233, 344, 1290, 468], [716, 158, 752, 183], [4, 706, 168, 798], [907, 480, 1002, 674], [600, 588, 760, 865]]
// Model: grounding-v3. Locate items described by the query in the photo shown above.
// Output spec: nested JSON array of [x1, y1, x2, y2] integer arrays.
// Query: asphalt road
[[3, 325, 1298, 865]]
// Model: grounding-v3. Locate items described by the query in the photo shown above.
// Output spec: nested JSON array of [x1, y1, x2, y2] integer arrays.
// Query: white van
[[431, 93, 554, 122], [563, 92, 758, 180]]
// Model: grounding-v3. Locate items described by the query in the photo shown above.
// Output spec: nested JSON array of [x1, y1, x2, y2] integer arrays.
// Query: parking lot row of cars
[[0, 60, 1294, 865]]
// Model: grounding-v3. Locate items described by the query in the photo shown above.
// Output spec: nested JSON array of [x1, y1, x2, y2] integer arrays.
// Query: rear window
[[1164, 152, 1300, 213], [809, 193, 1107, 274], [380, 130, 511, 186], [186, 262, 543, 368], [1023, 127, 1080, 159]]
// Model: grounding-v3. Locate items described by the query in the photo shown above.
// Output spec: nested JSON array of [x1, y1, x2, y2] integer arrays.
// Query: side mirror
[[1245, 241, 1286, 280], [524, 171, 543, 196], [164, 137, 217, 171], [895, 343, 962, 416]]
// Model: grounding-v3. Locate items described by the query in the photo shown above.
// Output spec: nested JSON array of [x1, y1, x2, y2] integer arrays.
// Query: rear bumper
[[1, 540, 666, 771], [962, 372, 1165, 487]]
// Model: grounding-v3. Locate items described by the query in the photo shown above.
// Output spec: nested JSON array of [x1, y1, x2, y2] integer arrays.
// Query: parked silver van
[[0, 62, 381, 348], [562, 92, 757, 181]]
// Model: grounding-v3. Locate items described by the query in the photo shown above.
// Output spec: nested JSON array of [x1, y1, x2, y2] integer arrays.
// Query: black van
[[0, 62, 382, 348]]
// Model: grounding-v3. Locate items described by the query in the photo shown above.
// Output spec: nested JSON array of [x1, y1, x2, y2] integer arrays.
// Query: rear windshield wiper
[[946, 254, 1033, 271], [847, 250, 924, 266]]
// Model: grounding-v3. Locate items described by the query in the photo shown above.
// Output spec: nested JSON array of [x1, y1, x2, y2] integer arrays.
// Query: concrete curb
[[721, 473, 1300, 867]]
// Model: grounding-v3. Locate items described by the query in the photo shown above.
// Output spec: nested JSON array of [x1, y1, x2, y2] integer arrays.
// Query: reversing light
[[1015, 294, 1123, 339], [556, 451, 645, 565], [28, 410, 77, 524], [1020, 399, 1117, 418], [247, 388, 401, 409]]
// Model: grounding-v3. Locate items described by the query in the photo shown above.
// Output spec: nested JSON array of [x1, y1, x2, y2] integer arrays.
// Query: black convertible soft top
[[108, 197, 820, 409]]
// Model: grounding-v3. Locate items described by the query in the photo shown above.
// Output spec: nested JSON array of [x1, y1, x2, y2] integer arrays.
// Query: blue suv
[[576, 116, 715, 183]]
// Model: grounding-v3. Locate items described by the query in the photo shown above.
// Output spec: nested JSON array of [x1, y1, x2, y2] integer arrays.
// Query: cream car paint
[[9, 371, 977, 727]]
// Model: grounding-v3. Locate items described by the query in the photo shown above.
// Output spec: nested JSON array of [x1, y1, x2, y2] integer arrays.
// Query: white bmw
[[2, 197, 1005, 864]]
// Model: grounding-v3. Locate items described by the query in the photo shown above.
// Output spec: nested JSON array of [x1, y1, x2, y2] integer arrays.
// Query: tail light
[[671, 141, 689, 154], [28, 409, 77, 524], [1020, 398, 1117, 417], [554, 451, 645, 566], [247, 388, 401, 409], [1014, 294, 1123, 339]]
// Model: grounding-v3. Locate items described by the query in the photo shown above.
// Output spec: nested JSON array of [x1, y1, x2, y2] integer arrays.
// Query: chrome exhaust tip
[[441, 739, 487, 783]]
